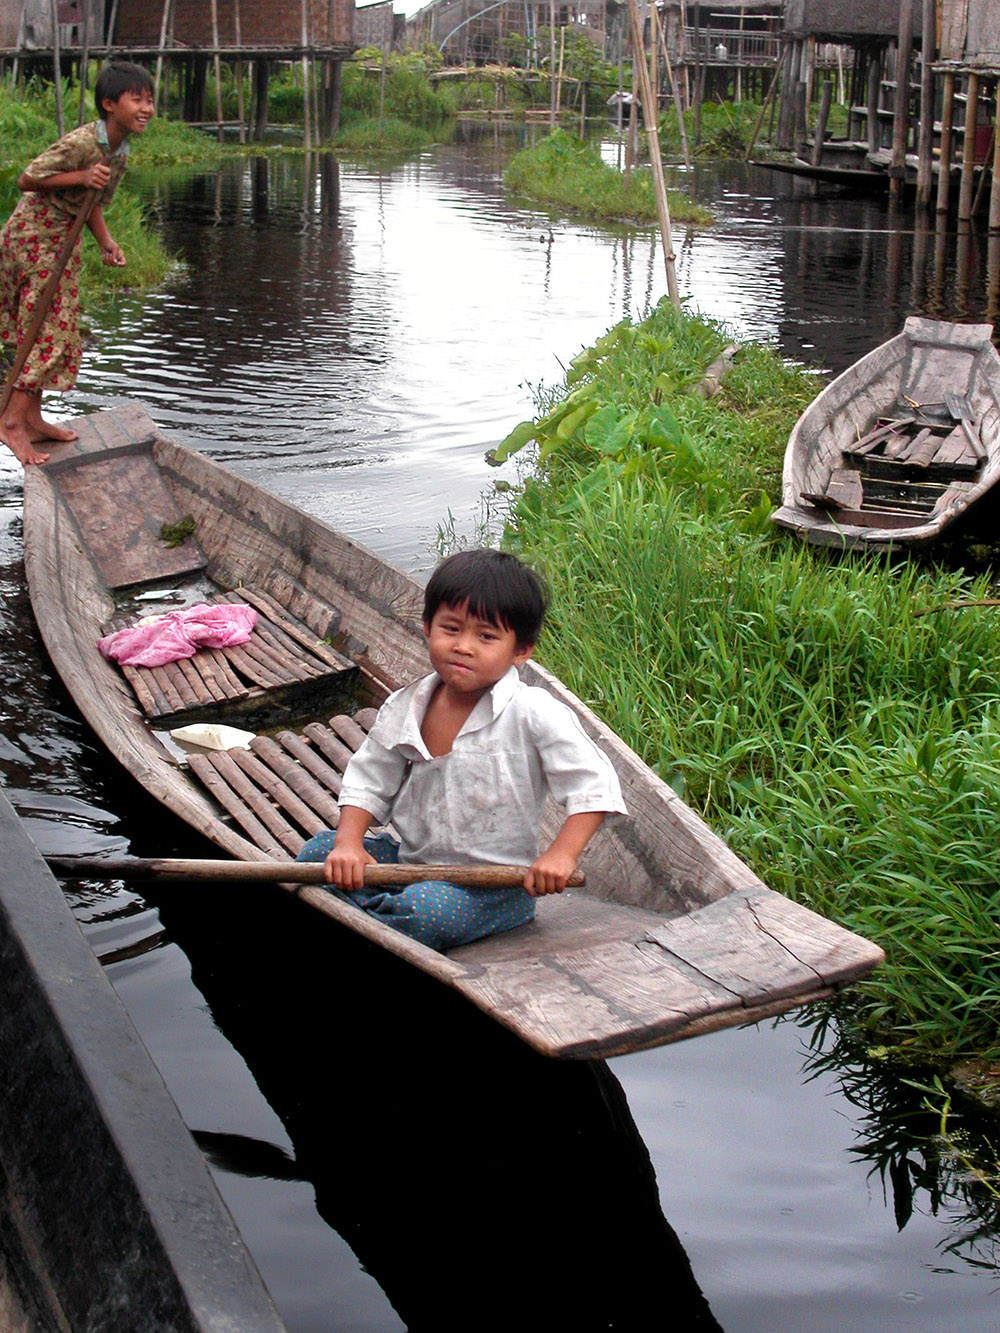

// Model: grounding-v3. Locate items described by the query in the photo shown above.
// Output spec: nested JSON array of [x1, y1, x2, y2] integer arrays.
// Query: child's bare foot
[[25, 414, 77, 443], [0, 422, 50, 465]]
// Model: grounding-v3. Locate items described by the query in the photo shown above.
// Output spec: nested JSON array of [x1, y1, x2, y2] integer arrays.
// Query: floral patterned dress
[[0, 122, 128, 394]]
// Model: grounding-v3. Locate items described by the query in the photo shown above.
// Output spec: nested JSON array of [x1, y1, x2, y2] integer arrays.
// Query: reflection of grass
[[505, 129, 713, 224], [495, 300, 1000, 1067]]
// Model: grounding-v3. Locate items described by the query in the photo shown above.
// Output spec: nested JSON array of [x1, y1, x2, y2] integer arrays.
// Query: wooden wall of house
[[114, 0, 353, 49], [783, 0, 916, 40], [965, 0, 1000, 64]]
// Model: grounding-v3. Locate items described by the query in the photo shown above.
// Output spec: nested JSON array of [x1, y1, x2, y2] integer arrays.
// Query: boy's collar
[[95, 119, 130, 157]]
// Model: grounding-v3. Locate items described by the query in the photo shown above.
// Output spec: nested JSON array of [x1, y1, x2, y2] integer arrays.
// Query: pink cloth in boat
[[98, 603, 257, 668]]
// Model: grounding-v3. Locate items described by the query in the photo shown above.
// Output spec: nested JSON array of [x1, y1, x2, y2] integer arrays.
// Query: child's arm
[[324, 805, 377, 891], [86, 205, 125, 266], [18, 161, 111, 193], [523, 810, 606, 897]]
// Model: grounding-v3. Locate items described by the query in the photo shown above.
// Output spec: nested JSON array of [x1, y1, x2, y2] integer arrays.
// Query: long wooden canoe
[[771, 317, 1000, 550], [24, 403, 883, 1059]]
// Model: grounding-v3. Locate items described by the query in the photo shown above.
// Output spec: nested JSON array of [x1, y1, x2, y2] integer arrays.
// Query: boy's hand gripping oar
[[0, 163, 108, 420], [44, 856, 585, 889]]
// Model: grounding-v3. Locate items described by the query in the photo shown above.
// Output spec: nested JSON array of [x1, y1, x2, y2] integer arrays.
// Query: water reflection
[[158, 886, 724, 1332]]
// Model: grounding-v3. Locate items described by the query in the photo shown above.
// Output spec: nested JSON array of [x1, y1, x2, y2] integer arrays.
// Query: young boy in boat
[[297, 548, 626, 950], [0, 61, 154, 467]]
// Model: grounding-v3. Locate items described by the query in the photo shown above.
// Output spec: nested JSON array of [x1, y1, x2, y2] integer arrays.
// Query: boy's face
[[424, 600, 533, 696], [102, 87, 155, 136]]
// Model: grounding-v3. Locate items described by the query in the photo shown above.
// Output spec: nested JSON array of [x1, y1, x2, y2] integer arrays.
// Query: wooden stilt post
[[936, 70, 955, 214], [234, 0, 246, 143], [958, 72, 980, 223], [811, 77, 832, 166], [625, 0, 679, 308], [210, 0, 224, 143], [915, 0, 935, 210], [300, 0, 312, 149], [624, 54, 638, 183], [990, 83, 1000, 234], [49, 0, 64, 136], [253, 58, 270, 141], [889, 2, 914, 201], [866, 46, 880, 154]]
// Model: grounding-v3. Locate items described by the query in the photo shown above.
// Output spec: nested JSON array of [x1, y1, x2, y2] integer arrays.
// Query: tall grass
[[504, 130, 714, 225], [498, 302, 1000, 1065]]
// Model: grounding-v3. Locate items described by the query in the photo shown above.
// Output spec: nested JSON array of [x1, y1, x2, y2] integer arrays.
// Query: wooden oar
[[45, 856, 585, 888], [0, 167, 107, 419]]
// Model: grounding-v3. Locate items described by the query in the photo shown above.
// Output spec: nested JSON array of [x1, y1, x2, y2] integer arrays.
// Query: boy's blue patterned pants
[[296, 830, 535, 952]]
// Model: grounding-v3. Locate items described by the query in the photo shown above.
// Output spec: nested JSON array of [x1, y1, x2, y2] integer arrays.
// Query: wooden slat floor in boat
[[104, 585, 355, 721], [186, 707, 378, 858]]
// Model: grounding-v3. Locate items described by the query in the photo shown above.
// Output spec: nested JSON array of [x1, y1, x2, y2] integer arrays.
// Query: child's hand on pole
[[324, 843, 376, 891], [523, 848, 578, 897], [82, 160, 111, 190]]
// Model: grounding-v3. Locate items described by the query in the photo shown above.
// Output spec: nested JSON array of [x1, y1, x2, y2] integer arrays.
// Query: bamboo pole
[[936, 70, 955, 214], [915, 0, 936, 210], [210, 0, 224, 143], [866, 47, 880, 154], [990, 83, 1000, 234], [50, 0, 64, 137], [46, 856, 585, 889], [11, 1, 26, 87], [549, 0, 556, 128], [625, 0, 679, 308], [653, 1, 688, 169], [76, 0, 90, 128], [153, 0, 171, 113], [811, 77, 832, 166], [958, 72, 980, 222], [744, 46, 782, 160]]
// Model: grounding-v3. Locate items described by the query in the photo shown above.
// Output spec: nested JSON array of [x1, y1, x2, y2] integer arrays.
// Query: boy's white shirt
[[338, 666, 627, 867]]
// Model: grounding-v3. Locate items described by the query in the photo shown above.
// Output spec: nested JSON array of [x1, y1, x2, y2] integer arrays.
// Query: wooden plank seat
[[104, 584, 355, 722], [842, 418, 982, 478], [186, 707, 379, 858]]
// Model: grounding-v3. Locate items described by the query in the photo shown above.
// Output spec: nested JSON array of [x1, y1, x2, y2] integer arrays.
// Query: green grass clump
[[495, 301, 1000, 1067], [505, 130, 714, 225], [332, 115, 440, 159]]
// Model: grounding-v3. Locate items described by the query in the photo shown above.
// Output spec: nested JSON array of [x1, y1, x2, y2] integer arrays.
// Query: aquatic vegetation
[[495, 301, 1000, 1066], [504, 130, 714, 225]]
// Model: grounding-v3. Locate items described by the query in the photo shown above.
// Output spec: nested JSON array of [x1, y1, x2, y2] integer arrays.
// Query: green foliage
[[495, 301, 1000, 1067], [504, 129, 714, 225], [339, 53, 456, 130], [332, 115, 440, 158], [658, 97, 767, 159]]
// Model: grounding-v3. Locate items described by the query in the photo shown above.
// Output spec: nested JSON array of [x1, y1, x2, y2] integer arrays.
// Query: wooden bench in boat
[[103, 585, 356, 723]]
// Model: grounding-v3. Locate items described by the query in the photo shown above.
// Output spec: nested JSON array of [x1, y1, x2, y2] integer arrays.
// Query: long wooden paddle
[[0, 165, 107, 419], [46, 856, 585, 889]]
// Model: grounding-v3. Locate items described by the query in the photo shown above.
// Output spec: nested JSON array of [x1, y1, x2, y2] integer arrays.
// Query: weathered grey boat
[[772, 317, 1000, 550], [0, 786, 288, 1333], [24, 403, 883, 1059]]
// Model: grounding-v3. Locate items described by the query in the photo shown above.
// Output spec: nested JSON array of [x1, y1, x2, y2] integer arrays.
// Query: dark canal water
[[2, 126, 999, 1330]]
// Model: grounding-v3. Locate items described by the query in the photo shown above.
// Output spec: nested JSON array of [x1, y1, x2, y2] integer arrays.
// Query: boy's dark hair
[[95, 61, 153, 120], [424, 549, 548, 647]]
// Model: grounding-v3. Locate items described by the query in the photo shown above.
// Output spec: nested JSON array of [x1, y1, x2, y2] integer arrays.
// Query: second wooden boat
[[771, 317, 1000, 550], [23, 403, 883, 1059]]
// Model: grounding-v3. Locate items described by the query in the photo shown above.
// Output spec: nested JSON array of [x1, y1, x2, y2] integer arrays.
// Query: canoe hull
[[24, 404, 884, 1058]]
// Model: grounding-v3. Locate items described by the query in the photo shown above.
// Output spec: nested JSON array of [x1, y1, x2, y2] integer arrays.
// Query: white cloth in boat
[[338, 666, 627, 867]]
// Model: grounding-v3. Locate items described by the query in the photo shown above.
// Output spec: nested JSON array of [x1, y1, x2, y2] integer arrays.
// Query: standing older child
[[297, 548, 627, 951], [0, 61, 154, 466]]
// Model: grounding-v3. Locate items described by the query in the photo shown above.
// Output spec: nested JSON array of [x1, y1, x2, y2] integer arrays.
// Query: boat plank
[[328, 715, 368, 752], [197, 751, 304, 855], [274, 730, 345, 799], [302, 723, 355, 774], [233, 586, 354, 673], [228, 748, 324, 837], [249, 737, 343, 828], [186, 754, 289, 858]]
